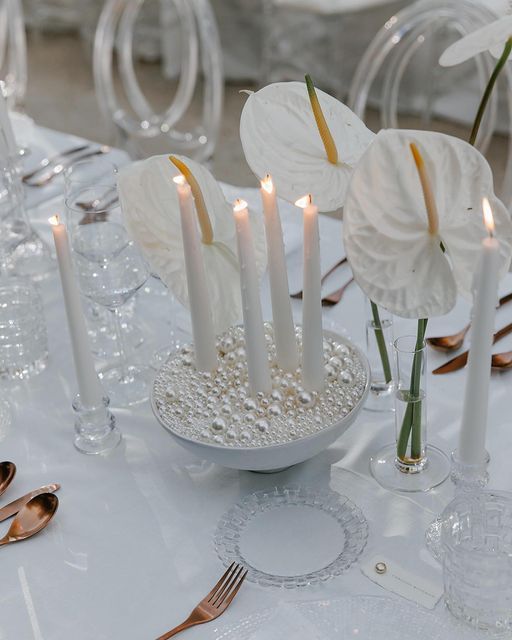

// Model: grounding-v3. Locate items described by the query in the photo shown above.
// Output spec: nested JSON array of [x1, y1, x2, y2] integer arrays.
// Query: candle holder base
[[425, 449, 490, 562], [450, 449, 490, 491], [73, 395, 121, 455], [370, 443, 450, 493]]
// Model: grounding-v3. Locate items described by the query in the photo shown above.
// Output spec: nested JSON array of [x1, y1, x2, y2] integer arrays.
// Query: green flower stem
[[469, 37, 512, 146], [397, 318, 428, 461], [370, 300, 392, 384]]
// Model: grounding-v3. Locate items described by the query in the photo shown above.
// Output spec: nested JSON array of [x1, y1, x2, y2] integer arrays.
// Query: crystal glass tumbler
[[441, 490, 512, 633], [0, 277, 48, 379]]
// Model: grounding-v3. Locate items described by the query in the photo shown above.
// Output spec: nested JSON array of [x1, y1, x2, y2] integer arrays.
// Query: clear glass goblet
[[66, 187, 152, 407], [64, 157, 144, 360]]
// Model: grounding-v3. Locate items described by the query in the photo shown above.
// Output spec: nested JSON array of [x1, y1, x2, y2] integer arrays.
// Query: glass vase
[[370, 333, 450, 492], [364, 299, 394, 412]]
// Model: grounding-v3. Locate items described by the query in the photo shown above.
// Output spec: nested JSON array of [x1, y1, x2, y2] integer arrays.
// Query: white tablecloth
[[2, 127, 512, 639]]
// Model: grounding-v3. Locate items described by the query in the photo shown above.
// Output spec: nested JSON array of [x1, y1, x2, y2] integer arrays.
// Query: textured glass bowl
[[215, 596, 481, 639], [214, 485, 368, 588]]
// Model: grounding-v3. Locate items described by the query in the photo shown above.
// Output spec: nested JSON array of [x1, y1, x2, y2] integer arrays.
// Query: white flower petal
[[343, 129, 512, 318], [118, 154, 267, 333], [240, 82, 374, 211], [439, 15, 512, 66]]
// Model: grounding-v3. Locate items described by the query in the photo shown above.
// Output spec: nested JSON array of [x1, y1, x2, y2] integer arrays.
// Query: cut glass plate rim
[[213, 594, 482, 639], [214, 484, 368, 588], [150, 328, 370, 453]]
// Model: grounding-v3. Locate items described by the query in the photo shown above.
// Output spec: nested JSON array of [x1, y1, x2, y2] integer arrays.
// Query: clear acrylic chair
[[0, 0, 27, 109], [93, 0, 223, 162], [348, 0, 512, 208]]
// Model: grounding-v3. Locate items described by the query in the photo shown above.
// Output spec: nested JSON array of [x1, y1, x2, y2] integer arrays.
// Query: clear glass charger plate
[[214, 485, 368, 588], [214, 596, 483, 640]]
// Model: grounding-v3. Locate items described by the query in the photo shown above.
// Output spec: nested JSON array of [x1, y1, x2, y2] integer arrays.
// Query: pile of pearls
[[153, 324, 367, 449]]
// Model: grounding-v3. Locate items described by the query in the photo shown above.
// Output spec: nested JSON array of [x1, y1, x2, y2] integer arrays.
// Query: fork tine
[[217, 569, 248, 609], [204, 562, 236, 601], [210, 563, 243, 607]]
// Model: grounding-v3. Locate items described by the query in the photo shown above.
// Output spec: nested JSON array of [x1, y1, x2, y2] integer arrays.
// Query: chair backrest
[[93, 0, 223, 162], [0, 0, 27, 109], [348, 0, 512, 209], [348, 0, 501, 152]]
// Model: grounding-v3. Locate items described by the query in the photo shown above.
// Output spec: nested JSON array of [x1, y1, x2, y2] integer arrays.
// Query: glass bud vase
[[370, 334, 450, 492], [364, 299, 394, 411]]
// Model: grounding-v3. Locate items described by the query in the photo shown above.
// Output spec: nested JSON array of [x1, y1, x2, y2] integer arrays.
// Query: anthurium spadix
[[343, 129, 512, 319], [240, 79, 375, 211], [118, 154, 267, 333]]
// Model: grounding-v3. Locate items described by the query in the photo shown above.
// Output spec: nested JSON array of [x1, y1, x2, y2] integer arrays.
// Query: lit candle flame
[[295, 194, 313, 208], [261, 174, 274, 194], [173, 174, 186, 186], [482, 197, 495, 237], [49, 215, 60, 226], [233, 198, 248, 213]]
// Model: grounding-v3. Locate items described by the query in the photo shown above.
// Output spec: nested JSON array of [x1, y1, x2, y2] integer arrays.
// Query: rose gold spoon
[[0, 493, 58, 548], [0, 462, 16, 498], [427, 292, 512, 352], [491, 351, 512, 370]]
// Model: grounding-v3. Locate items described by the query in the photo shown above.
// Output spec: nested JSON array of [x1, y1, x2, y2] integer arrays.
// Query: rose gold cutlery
[[0, 483, 60, 522], [290, 257, 347, 299], [24, 146, 111, 187], [491, 350, 512, 369], [0, 493, 58, 548], [155, 562, 248, 640], [0, 462, 16, 498], [22, 144, 90, 182], [322, 276, 355, 306], [427, 292, 512, 352], [433, 321, 512, 374]]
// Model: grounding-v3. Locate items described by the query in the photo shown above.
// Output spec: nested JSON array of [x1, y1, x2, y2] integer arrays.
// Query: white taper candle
[[233, 198, 272, 395], [459, 198, 500, 465], [174, 175, 217, 371], [49, 215, 105, 408], [260, 175, 298, 372], [296, 195, 324, 392]]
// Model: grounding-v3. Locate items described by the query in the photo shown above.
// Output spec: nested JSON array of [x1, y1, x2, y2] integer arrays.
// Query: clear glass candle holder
[[364, 299, 394, 412], [72, 394, 120, 455], [441, 491, 512, 633], [370, 335, 450, 492], [425, 449, 491, 562]]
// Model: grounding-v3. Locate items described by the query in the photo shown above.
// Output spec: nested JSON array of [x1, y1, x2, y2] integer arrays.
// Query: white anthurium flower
[[240, 79, 375, 212], [118, 154, 267, 333], [439, 14, 512, 66], [343, 129, 512, 319]]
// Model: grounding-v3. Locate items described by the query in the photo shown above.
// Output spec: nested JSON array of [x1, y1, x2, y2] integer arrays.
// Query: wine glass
[[66, 186, 152, 407], [64, 157, 144, 360]]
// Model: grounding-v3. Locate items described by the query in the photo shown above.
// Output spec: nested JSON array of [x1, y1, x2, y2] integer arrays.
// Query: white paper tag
[[361, 554, 443, 609]]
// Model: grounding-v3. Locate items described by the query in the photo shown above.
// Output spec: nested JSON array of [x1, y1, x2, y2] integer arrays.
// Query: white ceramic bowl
[[151, 330, 370, 472]]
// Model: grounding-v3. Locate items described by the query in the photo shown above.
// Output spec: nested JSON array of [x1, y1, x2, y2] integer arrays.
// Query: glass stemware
[[64, 157, 144, 361], [66, 186, 152, 407]]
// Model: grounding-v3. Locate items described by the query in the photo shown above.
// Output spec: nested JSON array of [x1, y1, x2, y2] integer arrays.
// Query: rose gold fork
[[155, 562, 248, 639]]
